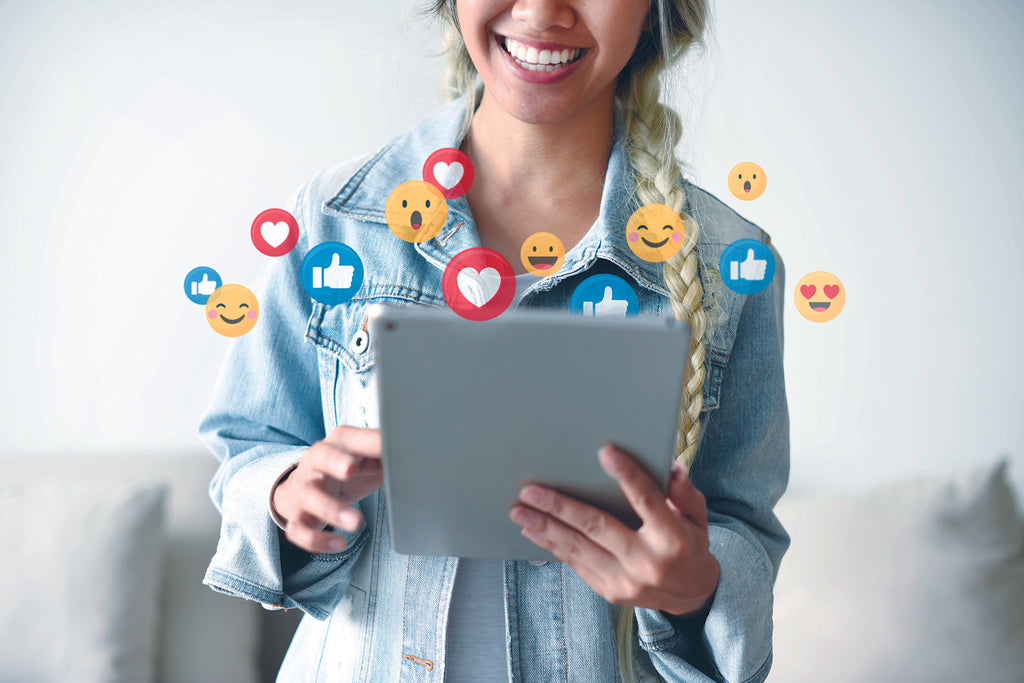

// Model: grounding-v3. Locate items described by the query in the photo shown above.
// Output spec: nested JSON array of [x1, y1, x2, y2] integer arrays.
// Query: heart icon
[[433, 161, 464, 190], [799, 284, 816, 299], [823, 284, 840, 299], [456, 267, 501, 307], [261, 221, 290, 248]]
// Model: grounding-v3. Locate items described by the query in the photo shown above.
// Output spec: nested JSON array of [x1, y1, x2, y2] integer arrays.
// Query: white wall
[[2, 1, 1021, 494]]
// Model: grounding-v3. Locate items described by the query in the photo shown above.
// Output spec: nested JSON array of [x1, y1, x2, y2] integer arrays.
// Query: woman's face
[[457, 0, 653, 126]]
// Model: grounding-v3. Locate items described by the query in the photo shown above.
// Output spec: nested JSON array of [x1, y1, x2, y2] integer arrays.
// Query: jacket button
[[352, 329, 369, 354], [529, 560, 547, 566]]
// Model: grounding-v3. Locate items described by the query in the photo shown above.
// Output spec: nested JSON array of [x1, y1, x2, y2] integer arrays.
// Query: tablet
[[370, 305, 691, 561]]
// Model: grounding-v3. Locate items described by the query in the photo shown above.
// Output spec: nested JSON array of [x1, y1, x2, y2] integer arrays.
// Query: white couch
[[2, 452, 1022, 682]]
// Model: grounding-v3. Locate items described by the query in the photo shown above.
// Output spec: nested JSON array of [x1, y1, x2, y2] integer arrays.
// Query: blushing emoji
[[384, 180, 448, 243], [728, 162, 767, 201], [520, 232, 566, 276], [794, 271, 845, 322], [206, 284, 259, 337], [625, 203, 686, 262]]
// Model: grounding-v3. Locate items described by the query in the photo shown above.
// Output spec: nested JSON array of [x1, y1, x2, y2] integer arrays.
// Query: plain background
[[1, 0, 1022, 495]]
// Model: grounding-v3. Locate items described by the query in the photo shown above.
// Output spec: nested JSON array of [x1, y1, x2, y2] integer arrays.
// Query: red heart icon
[[823, 284, 840, 299], [800, 284, 816, 299]]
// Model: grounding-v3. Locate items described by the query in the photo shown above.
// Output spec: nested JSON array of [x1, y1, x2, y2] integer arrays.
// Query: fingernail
[[338, 507, 361, 528], [510, 505, 538, 527], [599, 446, 622, 474], [327, 537, 345, 552], [520, 485, 546, 508]]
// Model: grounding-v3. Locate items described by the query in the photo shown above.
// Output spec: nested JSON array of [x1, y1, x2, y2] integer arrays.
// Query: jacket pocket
[[307, 301, 380, 430]]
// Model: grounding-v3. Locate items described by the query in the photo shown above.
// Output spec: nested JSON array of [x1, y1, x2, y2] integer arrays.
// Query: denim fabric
[[201, 96, 789, 683]]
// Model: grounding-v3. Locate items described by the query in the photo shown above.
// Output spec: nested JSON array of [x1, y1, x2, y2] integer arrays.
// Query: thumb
[[200, 273, 209, 282], [666, 460, 708, 529], [743, 249, 755, 263], [600, 286, 614, 302], [329, 253, 341, 268]]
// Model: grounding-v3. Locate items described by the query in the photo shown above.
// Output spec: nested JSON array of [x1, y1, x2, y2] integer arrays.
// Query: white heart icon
[[433, 161, 464, 190], [260, 221, 290, 248], [456, 267, 501, 307]]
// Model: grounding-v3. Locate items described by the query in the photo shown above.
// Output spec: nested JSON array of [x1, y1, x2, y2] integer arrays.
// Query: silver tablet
[[370, 305, 690, 561]]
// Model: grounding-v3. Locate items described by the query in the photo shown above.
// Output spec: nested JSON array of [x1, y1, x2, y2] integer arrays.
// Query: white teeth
[[502, 37, 580, 68]]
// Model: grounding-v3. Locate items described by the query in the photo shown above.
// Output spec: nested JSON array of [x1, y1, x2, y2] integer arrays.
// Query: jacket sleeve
[[200, 178, 369, 621], [634, 247, 790, 683]]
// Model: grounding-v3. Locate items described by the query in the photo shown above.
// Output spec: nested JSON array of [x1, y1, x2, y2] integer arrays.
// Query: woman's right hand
[[272, 425, 382, 554]]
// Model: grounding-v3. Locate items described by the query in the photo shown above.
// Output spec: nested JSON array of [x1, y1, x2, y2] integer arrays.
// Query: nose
[[509, 0, 575, 32]]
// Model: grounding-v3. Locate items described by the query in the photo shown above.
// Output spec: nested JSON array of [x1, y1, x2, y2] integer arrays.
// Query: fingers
[[515, 484, 634, 558], [321, 425, 382, 460], [598, 444, 677, 529], [285, 511, 350, 554], [666, 460, 709, 529]]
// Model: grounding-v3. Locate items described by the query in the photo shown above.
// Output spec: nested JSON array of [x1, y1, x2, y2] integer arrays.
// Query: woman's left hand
[[510, 443, 720, 616]]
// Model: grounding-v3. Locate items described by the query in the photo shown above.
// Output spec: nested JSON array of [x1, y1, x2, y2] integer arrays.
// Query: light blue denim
[[201, 96, 789, 683]]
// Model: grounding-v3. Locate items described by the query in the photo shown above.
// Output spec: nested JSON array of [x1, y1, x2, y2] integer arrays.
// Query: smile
[[641, 236, 670, 249], [809, 302, 831, 312], [219, 313, 246, 324], [528, 256, 558, 268], [500, 36, 584, 72]]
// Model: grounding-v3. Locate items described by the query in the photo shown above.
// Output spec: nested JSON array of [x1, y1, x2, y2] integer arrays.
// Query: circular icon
[[385, 180, 449, 243], [719, 239, 775, 295], [520, 232, 566, 276], [794, 271, 845, 322], [569, 274, 639, 317], [251, 208, 300, 257], [727, 162, 767, 201], [205, 284, 259, 337], [442, 248, 516, 321], [300, 242, 365, 305], [625, 204, 686, 263], [423, 148, 475, 199], [184, 266, 222, 305]]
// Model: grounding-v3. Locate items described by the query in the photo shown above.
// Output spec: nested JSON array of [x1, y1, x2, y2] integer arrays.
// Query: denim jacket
[[201, 96, 789, 683]]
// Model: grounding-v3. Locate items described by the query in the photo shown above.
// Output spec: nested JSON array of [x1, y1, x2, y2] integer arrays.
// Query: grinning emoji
[[385, 180, 448, 243], [728, 162, 767, 201], [520, 232, 566, 276], [625, 203, 686, 262], [794, 271, 845, 322], [206, 284, 259, 337]]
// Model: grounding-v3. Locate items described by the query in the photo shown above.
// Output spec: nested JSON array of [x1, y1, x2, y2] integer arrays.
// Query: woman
[[201, 1, 789, 680]]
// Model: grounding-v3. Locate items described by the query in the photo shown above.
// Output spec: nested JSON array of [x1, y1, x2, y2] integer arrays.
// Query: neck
[[463, 89, 615, 202]]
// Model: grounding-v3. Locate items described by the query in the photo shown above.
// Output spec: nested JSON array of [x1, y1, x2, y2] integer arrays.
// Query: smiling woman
[[200, 1, 789, 682]]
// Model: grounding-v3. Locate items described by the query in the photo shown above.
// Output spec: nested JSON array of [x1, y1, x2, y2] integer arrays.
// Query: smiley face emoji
[[384, 180, 448, 243], [205, 284, 259, 337], [728, 162, 767, 201], [520, 232, 566, 276], [794, 271, 845, 322], [625, 203, 686, 262]]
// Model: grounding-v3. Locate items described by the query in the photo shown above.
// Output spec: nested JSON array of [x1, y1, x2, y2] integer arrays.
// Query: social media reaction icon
[[184, 266, 222, 305], [442, 247, 515, 321], [251, 208, 300, 257], [300, 242, 364, 305], [520, 232, 566, 276], [625, 204, 686, 262], [205, 284, 259, 337], [719, 239, 775, 295], [423, 148, 475, 200], [570, 274, 639, 317], [385, 180, 448, 243], [728, 162, 767, 201], [794, 271, 845, 322]]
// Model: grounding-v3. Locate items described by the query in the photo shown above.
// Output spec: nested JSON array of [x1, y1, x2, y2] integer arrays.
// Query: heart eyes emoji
[[795, 272, 845, 322]]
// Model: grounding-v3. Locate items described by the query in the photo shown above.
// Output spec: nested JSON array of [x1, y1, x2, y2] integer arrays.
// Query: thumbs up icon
[[582, 286, 629, 317], [719, 239, 775, 295], [191, 273, 218, 296], [729, 249, 768, 281], [312, 253, 355, 289]]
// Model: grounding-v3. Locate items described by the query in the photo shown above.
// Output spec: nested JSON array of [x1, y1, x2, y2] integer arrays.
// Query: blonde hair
[[428, 1, 712, 679]]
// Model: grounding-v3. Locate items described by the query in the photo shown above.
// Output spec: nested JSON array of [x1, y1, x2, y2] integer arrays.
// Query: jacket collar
[[323, 96, 674, 297]]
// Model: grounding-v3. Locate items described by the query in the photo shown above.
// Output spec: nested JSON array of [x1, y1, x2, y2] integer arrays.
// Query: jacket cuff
[[636, 524, 775, 682], [268, 462, 300, 531]]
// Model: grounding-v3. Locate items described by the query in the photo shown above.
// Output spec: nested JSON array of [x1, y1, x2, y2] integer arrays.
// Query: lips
[[641, 236, 671, 249], [219, 313, 246, 324], [410, 210, 422, 230], [528, 256, 558, 268]]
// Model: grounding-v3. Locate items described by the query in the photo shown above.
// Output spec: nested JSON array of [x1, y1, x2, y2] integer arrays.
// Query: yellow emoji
[[728, 162, 767, 201], [206, 284, 259, 337], [520, 232, 566, 276], [384, 180, 448, 243], [625, 204, 686, 263], [794, 271, 845, 322]]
